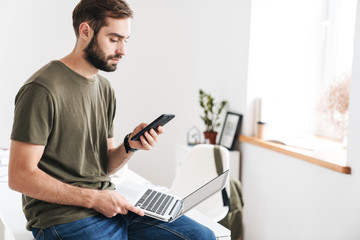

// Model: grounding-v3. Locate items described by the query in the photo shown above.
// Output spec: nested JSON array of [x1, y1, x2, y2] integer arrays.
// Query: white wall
[[110, 0, 250, 185]]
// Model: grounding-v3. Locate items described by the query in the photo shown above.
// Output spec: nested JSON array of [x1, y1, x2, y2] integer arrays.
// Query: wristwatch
[[124, 133, 138, 153]]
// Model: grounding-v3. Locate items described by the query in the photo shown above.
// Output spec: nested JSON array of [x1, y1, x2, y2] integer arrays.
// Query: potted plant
[[199, 89, 227, 144]]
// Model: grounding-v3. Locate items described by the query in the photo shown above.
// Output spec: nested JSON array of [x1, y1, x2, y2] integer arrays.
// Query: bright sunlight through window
[[248, 0, 357, 145]]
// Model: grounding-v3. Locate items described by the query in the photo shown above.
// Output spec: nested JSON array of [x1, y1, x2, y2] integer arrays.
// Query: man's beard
[[84, 35, 121, 72]]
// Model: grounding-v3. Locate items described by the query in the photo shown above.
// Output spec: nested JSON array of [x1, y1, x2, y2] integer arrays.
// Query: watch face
[[187, 127, 200, 145]]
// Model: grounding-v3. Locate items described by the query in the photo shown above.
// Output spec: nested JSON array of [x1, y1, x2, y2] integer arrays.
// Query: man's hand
[[91, 190, 144, 218], [129, 124, 164, 151]]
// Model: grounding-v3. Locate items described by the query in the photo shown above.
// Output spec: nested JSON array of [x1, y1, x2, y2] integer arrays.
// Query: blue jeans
[[32, 213, 216, 240]]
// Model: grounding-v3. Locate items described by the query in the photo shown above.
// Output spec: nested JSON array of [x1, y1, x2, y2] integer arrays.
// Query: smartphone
[[130, 114, 175, 141]]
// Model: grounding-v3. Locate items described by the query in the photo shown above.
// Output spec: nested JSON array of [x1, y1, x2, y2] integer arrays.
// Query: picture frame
[[218, 112, 243, 150]]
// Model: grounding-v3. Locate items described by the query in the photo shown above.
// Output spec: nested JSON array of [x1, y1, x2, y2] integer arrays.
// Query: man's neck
[[59, 48, 98, 79]]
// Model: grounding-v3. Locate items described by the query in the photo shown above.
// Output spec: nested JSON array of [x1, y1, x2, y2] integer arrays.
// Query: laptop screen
[[181, 170, 229, 214]]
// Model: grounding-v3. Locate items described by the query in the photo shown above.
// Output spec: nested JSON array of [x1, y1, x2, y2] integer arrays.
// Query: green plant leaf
[[198, 89, 227, 132]]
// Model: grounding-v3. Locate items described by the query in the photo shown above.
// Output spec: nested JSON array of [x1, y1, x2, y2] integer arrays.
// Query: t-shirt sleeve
[[107, 90, 116, 139], [11, 83, 54, 146]]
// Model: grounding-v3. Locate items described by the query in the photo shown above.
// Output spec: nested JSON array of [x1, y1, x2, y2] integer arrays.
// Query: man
[[8, 0, 216, 239]]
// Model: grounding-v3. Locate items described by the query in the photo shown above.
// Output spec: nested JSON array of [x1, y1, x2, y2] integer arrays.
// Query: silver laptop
[[116, 170, 229, 222]]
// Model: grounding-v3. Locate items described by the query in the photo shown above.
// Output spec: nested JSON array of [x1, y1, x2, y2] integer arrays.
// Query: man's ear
[[78, 22, 94, 41]]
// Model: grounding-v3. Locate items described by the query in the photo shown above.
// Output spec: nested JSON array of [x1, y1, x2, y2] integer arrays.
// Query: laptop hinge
[[169, 200, 183, 219]]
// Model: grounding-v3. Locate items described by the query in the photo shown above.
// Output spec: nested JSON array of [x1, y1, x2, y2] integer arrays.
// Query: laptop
[[116, 169, 229, 222]]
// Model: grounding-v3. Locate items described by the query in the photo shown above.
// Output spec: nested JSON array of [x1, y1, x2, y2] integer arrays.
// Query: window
[[248, 0, 357, 144], [317, 0, 356, 140]]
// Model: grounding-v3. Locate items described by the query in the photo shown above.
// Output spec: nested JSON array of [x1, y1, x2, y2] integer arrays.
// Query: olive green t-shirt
[[11, 61, 116, 230]]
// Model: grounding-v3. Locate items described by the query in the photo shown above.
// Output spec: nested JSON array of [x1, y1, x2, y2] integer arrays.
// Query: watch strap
[[124, 133, 138, 153]]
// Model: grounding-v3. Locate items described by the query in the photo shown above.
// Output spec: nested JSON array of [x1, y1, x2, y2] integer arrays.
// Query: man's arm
[[107, 124, 164, 175], [8, 140, 143, 218]]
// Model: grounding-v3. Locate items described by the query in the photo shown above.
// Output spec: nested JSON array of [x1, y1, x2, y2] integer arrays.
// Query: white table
[[1, 165, 230, 240], [0, 165, 31, 240]]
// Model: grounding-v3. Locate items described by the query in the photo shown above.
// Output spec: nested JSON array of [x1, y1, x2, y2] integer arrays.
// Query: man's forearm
[[106, 127, 162, 175], [9, 164, 143, 218], [8, 141, 143, 218], [8, 140, 99, 209], [107, 143, 133, 175], [9, 166, 98, 209]]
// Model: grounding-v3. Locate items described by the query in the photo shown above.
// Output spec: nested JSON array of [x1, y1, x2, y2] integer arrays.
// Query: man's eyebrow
[[108, 33, 130, 39]]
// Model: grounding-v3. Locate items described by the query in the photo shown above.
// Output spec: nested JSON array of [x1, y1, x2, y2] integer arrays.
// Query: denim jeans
[[32, 212, 216, 240]]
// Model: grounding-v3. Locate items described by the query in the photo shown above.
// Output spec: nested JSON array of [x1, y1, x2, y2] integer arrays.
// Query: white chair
[[170, 144, 230, 222]]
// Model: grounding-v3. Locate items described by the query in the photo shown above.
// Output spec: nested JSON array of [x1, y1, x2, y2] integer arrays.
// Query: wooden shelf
[[239, 135, 351, 174]]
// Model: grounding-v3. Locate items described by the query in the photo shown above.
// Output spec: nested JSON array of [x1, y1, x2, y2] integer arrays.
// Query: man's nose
[[116, 43, 126, 56]]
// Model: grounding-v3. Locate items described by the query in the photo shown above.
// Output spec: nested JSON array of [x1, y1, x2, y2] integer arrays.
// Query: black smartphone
[[130, 114, 175, 141]]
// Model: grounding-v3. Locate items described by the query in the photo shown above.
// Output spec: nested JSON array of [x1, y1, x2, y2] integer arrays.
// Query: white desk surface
[[0, 166, 31, 240], [1, 165, 230, 240]]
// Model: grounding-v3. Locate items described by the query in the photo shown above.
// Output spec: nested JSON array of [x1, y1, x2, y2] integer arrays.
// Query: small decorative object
[[199, 89, 227, 144], [317, 73, 350, 145], [219, 112, 243, 150], [256, 121, 266, 140], [187, 126, 201, 146]]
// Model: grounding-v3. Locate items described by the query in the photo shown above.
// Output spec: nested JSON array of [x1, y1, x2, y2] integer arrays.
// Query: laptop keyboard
[[135, 189, 174, 216]]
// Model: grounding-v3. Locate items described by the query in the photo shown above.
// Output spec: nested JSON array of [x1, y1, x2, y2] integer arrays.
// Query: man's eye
[[110, 39, 118, 43]]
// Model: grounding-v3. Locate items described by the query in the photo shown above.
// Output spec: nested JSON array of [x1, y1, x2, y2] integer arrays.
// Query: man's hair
[[72, 0, 133, 37]]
